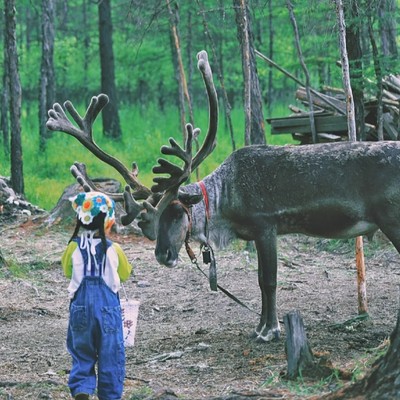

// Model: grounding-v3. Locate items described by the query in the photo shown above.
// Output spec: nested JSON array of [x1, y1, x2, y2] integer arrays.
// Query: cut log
[[292, 132, 342, 145], [0, 176, 45, 221], [384, 74, 400, 93], [296, 87, 346, 114]]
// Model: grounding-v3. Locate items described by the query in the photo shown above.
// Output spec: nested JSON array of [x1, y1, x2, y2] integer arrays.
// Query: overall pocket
[[69, 304, 88, 331], [101, 306, 122, 334]]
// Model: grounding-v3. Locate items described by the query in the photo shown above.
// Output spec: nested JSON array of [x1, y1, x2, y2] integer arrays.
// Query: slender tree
[[233, 0, 265, 145], [197, 0, 236, 151], [39, 0, 56, 152], [98, 0, 122, 139], [1, 36, 10, 156], [336, 0, 367, 317], [367, 6, 384, 141], [166, 0, 194, 137], [345, 0, 365, 141], [267, 0, 273, 115], [286, 1, 317, 143], [4, 0, 24, 195], [378, 0, 398, 70]]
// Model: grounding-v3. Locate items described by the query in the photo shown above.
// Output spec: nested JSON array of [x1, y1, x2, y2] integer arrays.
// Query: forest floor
[[0, 211, 399, 399]]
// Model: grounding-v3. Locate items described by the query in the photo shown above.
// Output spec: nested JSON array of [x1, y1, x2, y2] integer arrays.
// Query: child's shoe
[[74, 394, 89, 400]]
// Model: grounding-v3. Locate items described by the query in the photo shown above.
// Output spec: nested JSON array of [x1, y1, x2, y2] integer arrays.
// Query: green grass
[[1, 100, 295, 210], [0, 258, 50, 279]]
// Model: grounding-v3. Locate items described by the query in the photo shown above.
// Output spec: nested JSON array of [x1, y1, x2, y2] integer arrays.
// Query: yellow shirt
[[61, 235, 132, 299]]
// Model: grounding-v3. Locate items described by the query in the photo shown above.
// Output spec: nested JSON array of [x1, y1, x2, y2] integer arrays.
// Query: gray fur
[[156, 140, 400, 342]]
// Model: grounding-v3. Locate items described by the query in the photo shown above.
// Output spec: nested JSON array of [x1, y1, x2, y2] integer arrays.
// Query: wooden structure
[[267, 74, 400, 144], [268, 112, 347, 143]]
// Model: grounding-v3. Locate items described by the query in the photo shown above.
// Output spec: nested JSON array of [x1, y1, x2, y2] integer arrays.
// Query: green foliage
[[26, 93, 299, 210], [2, 0, 398, 208], [18, 99, 294, 210]]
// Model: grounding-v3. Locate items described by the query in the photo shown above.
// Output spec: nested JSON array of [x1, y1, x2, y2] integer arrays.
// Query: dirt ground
[[0, 212, 399, 399]]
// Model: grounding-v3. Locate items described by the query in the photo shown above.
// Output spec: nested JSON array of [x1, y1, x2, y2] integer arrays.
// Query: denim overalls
[[67, 237, 125, 400]]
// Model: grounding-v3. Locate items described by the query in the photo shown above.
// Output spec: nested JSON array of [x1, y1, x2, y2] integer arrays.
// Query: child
[[61, 191, 132, 400]]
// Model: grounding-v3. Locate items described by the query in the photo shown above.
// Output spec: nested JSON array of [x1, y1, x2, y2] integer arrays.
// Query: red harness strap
[[198, 180, 210, 220]]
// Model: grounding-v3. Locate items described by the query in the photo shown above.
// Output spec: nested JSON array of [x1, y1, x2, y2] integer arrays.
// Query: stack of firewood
[[291, 74, 400, 142], [0, 176, 45, 223]]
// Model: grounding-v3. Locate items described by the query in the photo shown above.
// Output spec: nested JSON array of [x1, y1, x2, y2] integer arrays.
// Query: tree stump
[[284, 310, 315, 379]]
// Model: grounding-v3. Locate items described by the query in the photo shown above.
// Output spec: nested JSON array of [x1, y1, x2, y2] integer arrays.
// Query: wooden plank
[[268, 114, 348, 135]]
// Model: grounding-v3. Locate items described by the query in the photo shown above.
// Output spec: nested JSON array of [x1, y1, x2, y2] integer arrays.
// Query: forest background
[[0, 0, 399, 210]]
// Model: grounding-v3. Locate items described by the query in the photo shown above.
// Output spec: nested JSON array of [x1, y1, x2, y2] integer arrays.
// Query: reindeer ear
[[178, 191, 203, 206]]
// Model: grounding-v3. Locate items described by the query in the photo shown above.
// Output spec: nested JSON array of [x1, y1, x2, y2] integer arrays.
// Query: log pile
[[0, 176, 46, 224], [268, 74, 400, 144]]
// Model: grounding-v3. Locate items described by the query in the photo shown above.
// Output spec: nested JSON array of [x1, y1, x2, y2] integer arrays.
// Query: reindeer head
[[46, 50, 218, 266]]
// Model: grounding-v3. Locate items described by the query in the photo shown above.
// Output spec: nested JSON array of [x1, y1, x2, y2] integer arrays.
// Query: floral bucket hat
[[70, 191, 115, 231]]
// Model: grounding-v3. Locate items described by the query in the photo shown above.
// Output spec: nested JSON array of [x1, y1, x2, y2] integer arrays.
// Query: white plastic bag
[[120, 298, 140, 347]]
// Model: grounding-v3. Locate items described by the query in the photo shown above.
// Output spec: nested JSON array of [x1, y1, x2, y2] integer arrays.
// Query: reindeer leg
[[253, 227, 280, 343]]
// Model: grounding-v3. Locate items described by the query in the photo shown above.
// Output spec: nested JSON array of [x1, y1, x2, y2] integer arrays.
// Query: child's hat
[[70, 191, 115, 230]]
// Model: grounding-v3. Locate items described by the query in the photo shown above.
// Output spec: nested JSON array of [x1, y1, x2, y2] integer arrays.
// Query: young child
[[61, 191, 132, 400]]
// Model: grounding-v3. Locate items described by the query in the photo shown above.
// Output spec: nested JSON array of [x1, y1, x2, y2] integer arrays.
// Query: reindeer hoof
[[255, 327, 281, 343]]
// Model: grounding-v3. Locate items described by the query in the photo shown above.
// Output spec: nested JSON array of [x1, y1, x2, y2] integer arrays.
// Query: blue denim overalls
[[67, 236, 125, 400]]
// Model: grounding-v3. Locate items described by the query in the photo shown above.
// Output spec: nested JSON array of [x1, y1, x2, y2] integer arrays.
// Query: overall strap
[[75, 235, 112, 277]]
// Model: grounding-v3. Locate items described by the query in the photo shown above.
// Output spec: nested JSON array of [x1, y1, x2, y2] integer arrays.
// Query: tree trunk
[[336, 1, 356, 140], [267, 0, 273, 115], [98, 0, 122, 139], [233, 0, 265, 145], [196, 0, 236, 152], [378, 0, 398, 68], [344, 0, 365, 141], [1, 52, 10, 157], [4, 0, 24, 195], [166, 0, 194, 136], [367, 12, 384, 141], [39, 0, 56, 152], [286, 1, 317, 144], [336, 0, 368, 316], [82, 0, 90, 98]]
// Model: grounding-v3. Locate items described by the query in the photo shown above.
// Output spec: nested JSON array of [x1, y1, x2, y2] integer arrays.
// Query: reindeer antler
[[46, 50, 217, 238], [192, 50, 218, 170], [136, 50, 219, 240], [152, 123, 195, 193], [46, 94, 151, 201]]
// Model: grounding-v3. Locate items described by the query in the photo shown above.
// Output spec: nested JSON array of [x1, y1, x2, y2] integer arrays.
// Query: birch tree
[[39, 0, 56, 151], [336, 0, 367, 317]]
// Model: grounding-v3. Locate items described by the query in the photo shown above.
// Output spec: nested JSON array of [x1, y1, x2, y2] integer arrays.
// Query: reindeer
[[48, 51, 400, 343]]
